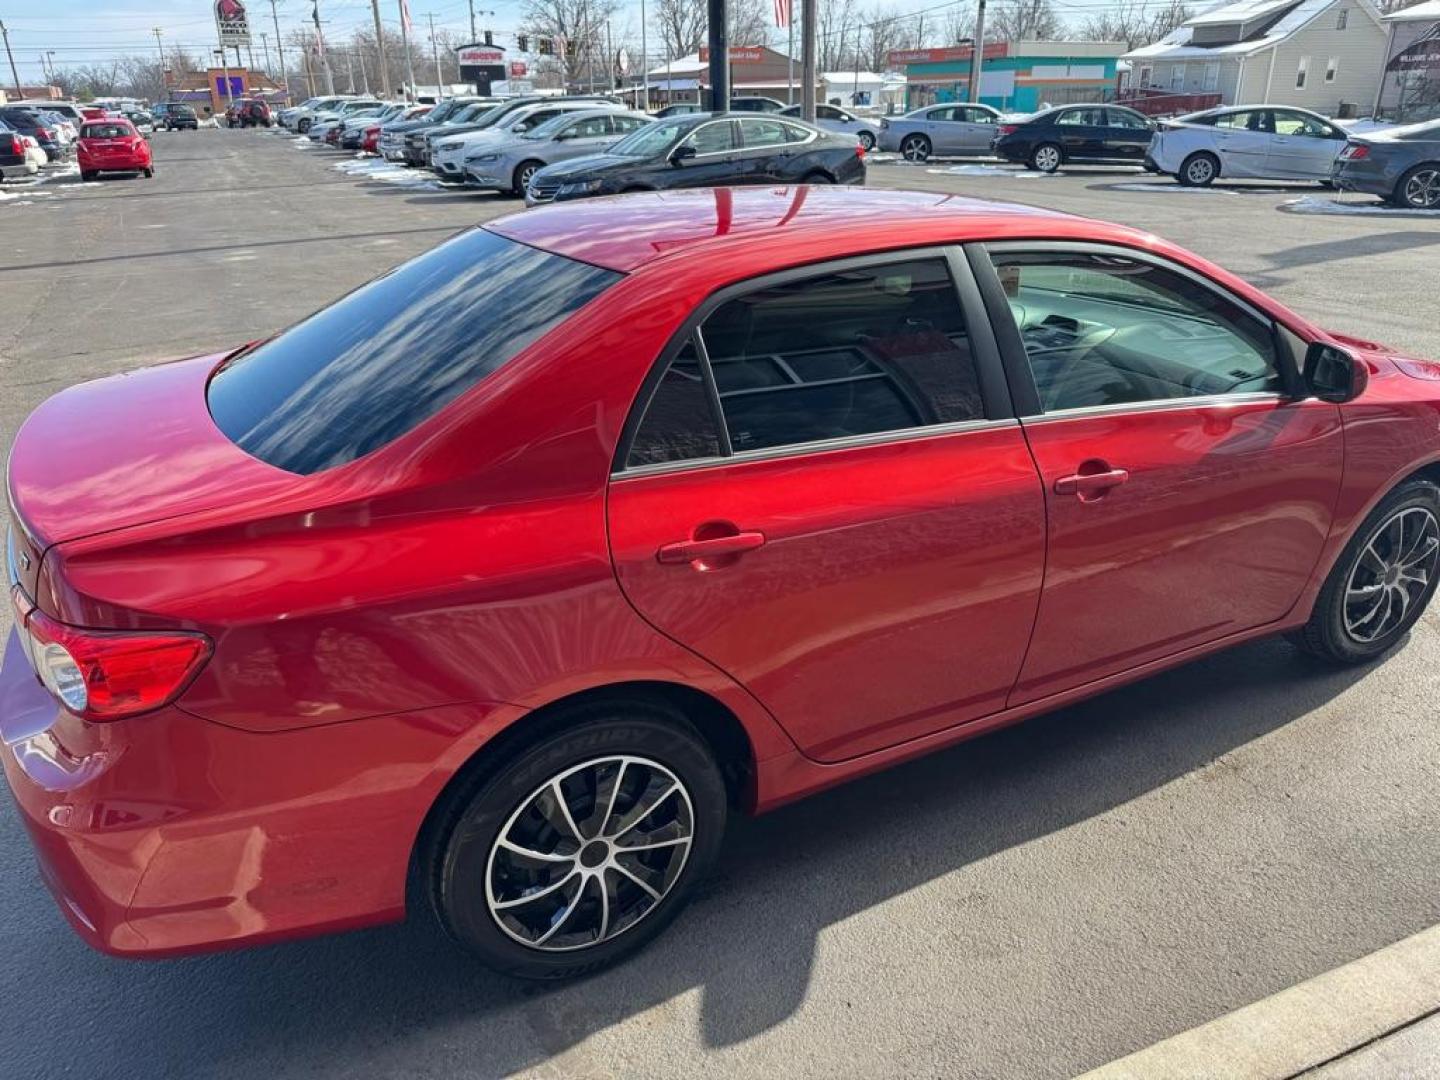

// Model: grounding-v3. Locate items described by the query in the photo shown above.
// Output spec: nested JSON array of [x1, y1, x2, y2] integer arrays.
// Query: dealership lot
[[3, 129, 1440, 1079]]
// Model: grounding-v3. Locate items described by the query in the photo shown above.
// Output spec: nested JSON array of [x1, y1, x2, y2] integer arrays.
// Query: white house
[[1124, 0, 1388, 114], [821, 71, 907, 112]]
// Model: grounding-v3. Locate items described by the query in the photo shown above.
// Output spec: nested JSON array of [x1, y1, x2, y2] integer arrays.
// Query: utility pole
[[800, 0, 816, 121], [970, 0, 986, 103], [427, 12, 442, 98], [269, 0, 291, 102], [0, 21, 21, 97], [705, 0, 727, 108], [215, 48, 233, 114], [313, 0, 335, 93], [344, 46, 355, 91], [467, 0, 477, 42], [260, 32, 272, 74], [368, 0, 392, 98], [605, 19, 614, 92], [787, 6, 794, 105]]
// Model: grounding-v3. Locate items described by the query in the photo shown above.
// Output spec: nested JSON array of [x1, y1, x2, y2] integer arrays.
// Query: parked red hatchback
[[6, 188, 1440, 978], [77, 118, 152, 181]]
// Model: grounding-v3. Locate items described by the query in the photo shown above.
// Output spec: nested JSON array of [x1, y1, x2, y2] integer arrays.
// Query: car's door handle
[[657, 531, 767, 565], [1054, 468, 1130, 497]]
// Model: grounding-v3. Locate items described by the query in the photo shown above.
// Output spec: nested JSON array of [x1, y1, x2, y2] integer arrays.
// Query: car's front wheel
[[1395, 163, 1440, 210], [857, 130, 875, 151], [899, 134, 930, 162], [423, 700, 728, 979], [512, 160, 544, 196], [1178, 151, 1219, 187], [1296, 478, 1440, 663]]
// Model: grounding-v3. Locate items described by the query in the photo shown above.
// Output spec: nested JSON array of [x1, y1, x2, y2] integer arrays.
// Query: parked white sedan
[[778, 104, 880, 151], [1149, 106, 1351, 186]]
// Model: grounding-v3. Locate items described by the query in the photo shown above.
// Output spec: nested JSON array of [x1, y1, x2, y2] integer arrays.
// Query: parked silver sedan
[[462, 109, 653, 195], [779, 104, 880, 151], [878, 103, 1004, 161], [1149, 105, 1350, 186]]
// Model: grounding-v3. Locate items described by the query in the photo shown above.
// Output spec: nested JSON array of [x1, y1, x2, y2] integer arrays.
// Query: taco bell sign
[[216, 0, 252, 47]]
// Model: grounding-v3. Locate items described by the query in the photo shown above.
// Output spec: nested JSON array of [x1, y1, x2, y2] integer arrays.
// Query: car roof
[[489, 186, 1104, 274]]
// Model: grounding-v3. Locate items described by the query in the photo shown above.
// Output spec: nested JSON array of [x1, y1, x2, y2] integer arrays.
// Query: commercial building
[[889, 41, 1126, 112], [1372, 0, 1440, 120], [643, 46, 820, 107]]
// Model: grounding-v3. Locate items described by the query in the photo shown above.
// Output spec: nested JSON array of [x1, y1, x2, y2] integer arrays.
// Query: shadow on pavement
[[0, 635, 1376, 1079]]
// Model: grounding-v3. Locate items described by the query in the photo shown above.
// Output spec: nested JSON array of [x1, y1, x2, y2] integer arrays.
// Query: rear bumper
[[1332, 158, 1399, 198], [1, 626, 513, 957]]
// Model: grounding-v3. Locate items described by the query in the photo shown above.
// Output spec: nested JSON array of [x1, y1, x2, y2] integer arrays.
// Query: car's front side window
[[991, 250, 1283, 413], [625, 257, 988, 467]]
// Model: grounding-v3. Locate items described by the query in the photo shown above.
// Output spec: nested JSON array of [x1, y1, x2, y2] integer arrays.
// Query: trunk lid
[[7, 353, 301, 556]]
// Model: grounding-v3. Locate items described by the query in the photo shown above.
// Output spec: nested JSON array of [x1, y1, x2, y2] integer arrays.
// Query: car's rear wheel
[[1295, 479, 1440, 663], [1030, 142, 1063, 173], [1178, 151, 1218, 187], [80, 170, 95, 182], [512, 160, 544, 196], [143, 167, 154, 178], [424, 700, 728, 979], [1395, 164, 1440, 210], [857, 130, 875, 151], [899, 134, 930, 162]]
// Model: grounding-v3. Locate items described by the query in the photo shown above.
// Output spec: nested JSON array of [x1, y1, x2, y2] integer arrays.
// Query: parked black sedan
[[1333, 119, 1440, 210], [526, 112, 865, 204], [992, 104, 1155, 172]]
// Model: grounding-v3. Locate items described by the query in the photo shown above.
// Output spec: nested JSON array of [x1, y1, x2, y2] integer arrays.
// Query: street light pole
[[800, 0, 816, 121], [215, 48, 233, 117], [369, 0, 392, 98], [397, 0, 417, 99], [0, 21, 21, 97], [427, 12, 442, 99], [313, 0, 335, 93], [970, 0, 987, 103], [705, 0, 727, 109], [641, 0, 649, 111], [269, 0, 291, 103]]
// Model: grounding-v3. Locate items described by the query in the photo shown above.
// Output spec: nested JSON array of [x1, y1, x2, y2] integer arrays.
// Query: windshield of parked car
[[609, 117, 690, 157], [208, 229, 621, 474]]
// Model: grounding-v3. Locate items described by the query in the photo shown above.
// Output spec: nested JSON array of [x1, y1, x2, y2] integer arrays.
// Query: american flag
[[399, 0, 413, 34], [773, 0, 791, 28]]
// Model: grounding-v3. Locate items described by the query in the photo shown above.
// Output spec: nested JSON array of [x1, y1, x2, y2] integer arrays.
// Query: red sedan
[[4, 188, 1440, 977], [77, 118, 153, 181]]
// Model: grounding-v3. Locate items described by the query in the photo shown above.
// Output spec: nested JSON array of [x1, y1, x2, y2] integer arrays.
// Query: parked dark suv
[[155, 103, 199, 131], [992, 105, 1156, 172], [0, 107, 71, 162]]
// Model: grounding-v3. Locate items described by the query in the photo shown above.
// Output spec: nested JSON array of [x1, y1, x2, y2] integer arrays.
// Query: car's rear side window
[[624, 257, 987, 467], [208, 228, 619, 474]]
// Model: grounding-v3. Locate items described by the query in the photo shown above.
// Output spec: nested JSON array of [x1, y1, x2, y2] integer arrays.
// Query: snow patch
[[929, 164, 1050, 178], [1106, 182, 1240, 195], [1283, 195, 1435, 216], [331, 157, 443, 189]]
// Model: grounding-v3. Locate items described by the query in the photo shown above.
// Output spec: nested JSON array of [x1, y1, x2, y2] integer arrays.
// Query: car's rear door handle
[[656, 531, 766, 564], [1054, 468, 1130, 497]]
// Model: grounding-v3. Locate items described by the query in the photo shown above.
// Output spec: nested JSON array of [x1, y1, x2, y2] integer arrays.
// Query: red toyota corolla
[[5, 188, 1440, 978], [77, 118, 153, 181]]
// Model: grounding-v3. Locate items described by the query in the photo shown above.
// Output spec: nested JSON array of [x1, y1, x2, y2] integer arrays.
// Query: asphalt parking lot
[[2, 129, 1439, 1080]]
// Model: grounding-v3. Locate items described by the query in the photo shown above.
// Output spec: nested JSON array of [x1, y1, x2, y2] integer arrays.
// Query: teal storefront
[[892, 42, 1123, 113]]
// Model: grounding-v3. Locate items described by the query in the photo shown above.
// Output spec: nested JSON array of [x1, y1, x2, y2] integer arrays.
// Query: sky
[[1, 0, 1191, 85]]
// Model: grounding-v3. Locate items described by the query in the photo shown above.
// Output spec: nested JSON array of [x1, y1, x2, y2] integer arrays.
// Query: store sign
[[215, 0, 251, 47], [509, 60, 527, 77], [698, 46, 766, 63], [1387, 22, 1440, 73], [458, 46, 505, 64], [887, 43, 1008, 66]]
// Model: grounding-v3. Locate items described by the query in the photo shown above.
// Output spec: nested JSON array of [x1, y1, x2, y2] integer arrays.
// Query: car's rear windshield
[[175, 107, 196, 116], [82, 123, 132, 138], [207, 228, 620, 474]]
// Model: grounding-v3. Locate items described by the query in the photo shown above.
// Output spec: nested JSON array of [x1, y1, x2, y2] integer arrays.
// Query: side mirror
[[670, 144, 696, 165], [1304, 342, 1366, 403]]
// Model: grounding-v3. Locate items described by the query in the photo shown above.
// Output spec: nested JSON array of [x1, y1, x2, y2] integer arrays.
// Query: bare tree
[[655, 0, 707, 57], [818, 0, 859, 71], [524, 0, 621, 83], [988, 0, 1063, 42], [858, 4, 914, 72], [730, 0, 775, 46]]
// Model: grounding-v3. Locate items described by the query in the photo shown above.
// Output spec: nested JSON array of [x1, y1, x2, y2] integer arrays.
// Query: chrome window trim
[[1020, 391, 1287, 425], [615, 417, 1020, 481]]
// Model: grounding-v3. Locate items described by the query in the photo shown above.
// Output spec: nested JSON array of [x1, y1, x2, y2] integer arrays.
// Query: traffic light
[[517, 34, 529, 51], [483, 30, 493, 45]]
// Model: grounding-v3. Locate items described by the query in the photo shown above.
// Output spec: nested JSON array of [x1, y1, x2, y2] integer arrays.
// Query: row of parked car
[[277, 93, 868, 203], [879, 98, 1439, 209], [0, 100, 157, 184]]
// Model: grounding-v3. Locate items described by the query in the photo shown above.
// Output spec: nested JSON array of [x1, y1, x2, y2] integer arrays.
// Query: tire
[[857, 130, 875, 151], [1394, 163, 1440, 210], [423, 700, 728, 979], [1177, 151, 1218, 187], [899, 134, 930, 163], [802, 171, 834, 184], [298, 118, 311, 134], [1029, 142, 1063, 173], [512, 159, 544, 196], [80, 170, 95, 182], [143, 167, 154, 178], [1294, 478, 1440, 664]]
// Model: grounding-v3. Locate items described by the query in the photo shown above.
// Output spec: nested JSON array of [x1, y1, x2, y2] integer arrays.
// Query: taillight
[[7, 134, 21, 155], [16, 598, 211, 722], [998, 124, 1018, 137], [856, 143, 866, 158], [1341, 144, 1369, 160]]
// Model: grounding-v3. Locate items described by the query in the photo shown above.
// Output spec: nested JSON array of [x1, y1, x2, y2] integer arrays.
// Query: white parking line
[[1078, 924, 1440, 1079]]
